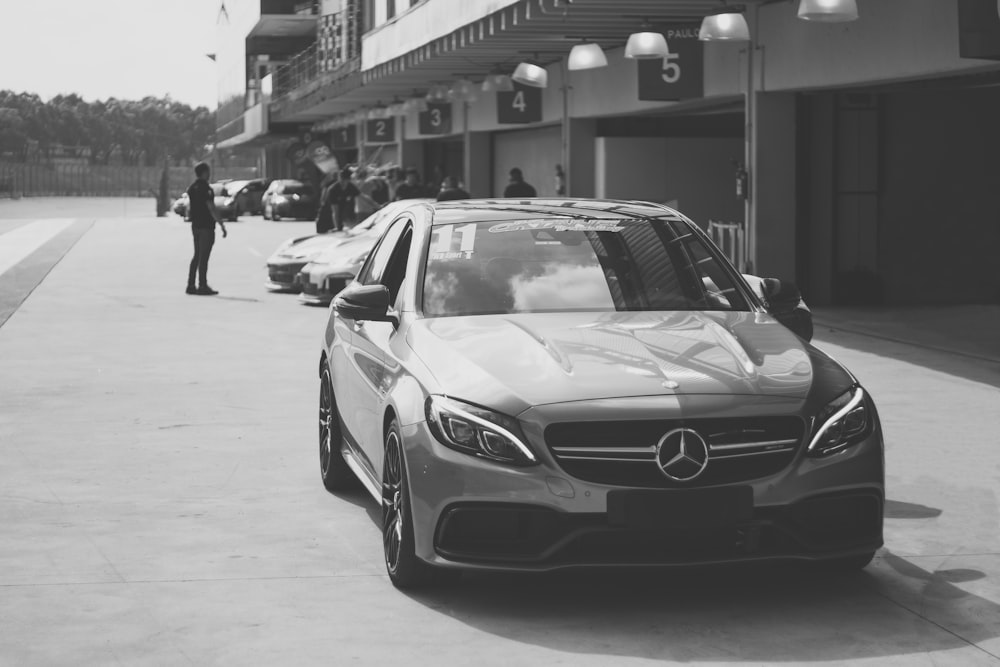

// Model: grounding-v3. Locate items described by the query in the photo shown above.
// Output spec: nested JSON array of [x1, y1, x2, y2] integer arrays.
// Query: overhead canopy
[[270, 0, 733, 124]]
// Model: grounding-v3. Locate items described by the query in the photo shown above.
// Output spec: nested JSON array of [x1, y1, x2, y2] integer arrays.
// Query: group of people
[[312, 165, 541, 234], [181, 161, 542, 294]]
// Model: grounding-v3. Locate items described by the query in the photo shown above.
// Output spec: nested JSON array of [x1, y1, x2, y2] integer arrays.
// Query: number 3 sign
[[419, 103, 452, 135], [497, 82, 542, 124], [637, 23, 704, 101]]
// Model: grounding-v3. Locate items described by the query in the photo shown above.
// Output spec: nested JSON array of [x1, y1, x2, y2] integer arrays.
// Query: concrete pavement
[[1, 198, 999, 666]]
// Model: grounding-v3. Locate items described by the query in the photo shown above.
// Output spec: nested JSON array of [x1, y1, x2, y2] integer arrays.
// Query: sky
[[0, 0, 220, 109]]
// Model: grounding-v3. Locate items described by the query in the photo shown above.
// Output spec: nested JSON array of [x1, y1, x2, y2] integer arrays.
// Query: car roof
[[427, 198, 687, 225]]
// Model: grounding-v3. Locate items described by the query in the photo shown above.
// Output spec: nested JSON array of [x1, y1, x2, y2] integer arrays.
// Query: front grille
[[268, 262, 307, 284], [545, 417, 805, 488]]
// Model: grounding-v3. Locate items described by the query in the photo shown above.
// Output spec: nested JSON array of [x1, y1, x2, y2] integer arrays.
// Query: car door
[[353, 220, 414, 479], [338, 217, 410, 473]]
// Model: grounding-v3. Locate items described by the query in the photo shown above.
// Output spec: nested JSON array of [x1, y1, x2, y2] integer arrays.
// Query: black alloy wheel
[[382, 420, 458, 588], [319, 366, 354, 491]]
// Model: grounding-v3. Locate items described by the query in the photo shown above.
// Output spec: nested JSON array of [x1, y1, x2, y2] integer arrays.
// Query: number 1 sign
[[637, 23, 704, 101], [497, 82, 542, 124]]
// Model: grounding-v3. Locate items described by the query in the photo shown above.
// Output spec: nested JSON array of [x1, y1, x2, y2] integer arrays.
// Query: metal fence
[[0, 162, 259, 199], [708, 220, 747, 272]]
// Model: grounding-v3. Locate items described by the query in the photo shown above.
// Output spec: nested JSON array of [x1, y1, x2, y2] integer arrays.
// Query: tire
[[382, 419, 459, 588], [319, 366, 355, 491]]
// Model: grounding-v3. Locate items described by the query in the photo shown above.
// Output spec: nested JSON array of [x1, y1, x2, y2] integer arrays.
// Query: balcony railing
[[271, 2, 363, 107]]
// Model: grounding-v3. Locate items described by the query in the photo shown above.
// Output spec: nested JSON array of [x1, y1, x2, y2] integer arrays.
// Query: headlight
[[425, 395, 537, 466], [808, 386, 870, 456]]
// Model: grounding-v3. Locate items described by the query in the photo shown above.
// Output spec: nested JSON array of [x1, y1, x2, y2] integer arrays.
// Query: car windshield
[[421, 218, 750, 317]]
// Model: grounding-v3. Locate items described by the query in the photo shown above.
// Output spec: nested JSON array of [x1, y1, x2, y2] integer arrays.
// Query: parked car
[[222, 178, 268, 217], [172, 192, 189, 220], [318, 198, 884, 588], [298, 199, 432, 305], [265, 225, 370, 292], [211, 182, 238, 221], [262, 179, 318, 221]]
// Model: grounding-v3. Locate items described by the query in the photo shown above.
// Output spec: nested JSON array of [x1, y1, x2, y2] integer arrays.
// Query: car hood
[[408, 311, 837, 412], [270, 233, 350, 262]]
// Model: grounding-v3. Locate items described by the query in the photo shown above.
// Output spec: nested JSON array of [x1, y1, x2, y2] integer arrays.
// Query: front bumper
[[297, 269, 351, 305], [399, 404, 884, 571], [265, 260, 308, 292]]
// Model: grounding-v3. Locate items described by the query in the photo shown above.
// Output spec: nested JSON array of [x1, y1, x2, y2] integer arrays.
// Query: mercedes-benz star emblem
[[655, 428, 710, 482]]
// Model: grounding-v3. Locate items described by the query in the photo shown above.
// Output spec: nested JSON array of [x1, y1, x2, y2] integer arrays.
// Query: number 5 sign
[[497, 82, 542, 124], [637, 23, 704, 101]]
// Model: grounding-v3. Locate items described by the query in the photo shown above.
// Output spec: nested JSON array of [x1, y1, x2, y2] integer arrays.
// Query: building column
[[752, 91, 798, 281]]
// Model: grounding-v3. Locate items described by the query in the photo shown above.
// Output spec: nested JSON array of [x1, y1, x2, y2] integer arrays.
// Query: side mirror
[[762, 278, 813, 342], [333, 284, 397, 325]]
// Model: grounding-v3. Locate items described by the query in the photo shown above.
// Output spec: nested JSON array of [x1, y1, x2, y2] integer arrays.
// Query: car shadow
[[394, 552, 999, 662], [323, 492, 988, 662], [812, 325, 1000, 390]]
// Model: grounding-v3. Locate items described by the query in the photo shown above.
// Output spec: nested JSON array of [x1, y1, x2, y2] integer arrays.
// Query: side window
[[357, 217, 407, 286]]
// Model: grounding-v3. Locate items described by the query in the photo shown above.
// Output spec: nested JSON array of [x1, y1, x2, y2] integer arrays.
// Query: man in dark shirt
[[393, 167, 428, 201], [326, 168, 364, 231], [186, 162, 227, 295], [436, 176, 469, 201], [503, 167, 537, 198]]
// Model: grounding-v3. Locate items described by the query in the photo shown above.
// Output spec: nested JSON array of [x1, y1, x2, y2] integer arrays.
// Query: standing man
[[186, 162, 226, 295], [393, 167, 426, 200], [325, 168, 367, 232], [436, 176, 470, 201], [503, 167, 537, 197]]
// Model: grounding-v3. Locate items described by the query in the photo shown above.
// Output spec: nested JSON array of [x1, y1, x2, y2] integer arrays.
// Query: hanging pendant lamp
[[797, 0, 859, 22], [568, 42, 608, 70], [512, 61, 548, 88], [481, 73, 515, 93], [698, 12, 750, 41], [624, 31, 669, 59]]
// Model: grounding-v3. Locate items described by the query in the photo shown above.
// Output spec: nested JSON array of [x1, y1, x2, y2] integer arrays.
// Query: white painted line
[[0, 219, 76, 277]]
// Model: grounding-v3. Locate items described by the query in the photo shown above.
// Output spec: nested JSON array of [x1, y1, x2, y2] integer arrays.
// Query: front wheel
[[382, 420, 458, 588], [319, 366, 354, 491]]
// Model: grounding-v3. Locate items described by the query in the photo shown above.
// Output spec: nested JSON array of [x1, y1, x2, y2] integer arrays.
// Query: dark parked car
[[262, 179, 318, 221], [222, 178, 268, 217], [318, 198, 884, 588]]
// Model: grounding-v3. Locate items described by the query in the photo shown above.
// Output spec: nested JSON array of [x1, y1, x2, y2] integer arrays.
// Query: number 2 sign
[[637, 23, 704, 101], [365, 118, 395, 143], [497, 82, 542, 124]]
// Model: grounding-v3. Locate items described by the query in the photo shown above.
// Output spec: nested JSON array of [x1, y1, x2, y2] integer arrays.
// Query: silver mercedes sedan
[[317, 199, 884, 588]]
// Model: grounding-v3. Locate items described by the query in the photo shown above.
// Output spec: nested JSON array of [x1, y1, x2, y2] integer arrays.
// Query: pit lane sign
[[365, 118, 395, 143], [419, 103, 452, 135], [331, 124, 357, 148], [497, 82, 542, 124], [637, 24, 703, 101]]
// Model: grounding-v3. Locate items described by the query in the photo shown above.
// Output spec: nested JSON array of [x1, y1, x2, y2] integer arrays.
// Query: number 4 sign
[[637, 23, 704, 101], [497, 82, 542, 124]]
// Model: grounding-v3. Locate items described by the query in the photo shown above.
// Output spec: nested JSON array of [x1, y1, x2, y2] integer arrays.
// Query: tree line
[[0, 91, 215, 167]]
